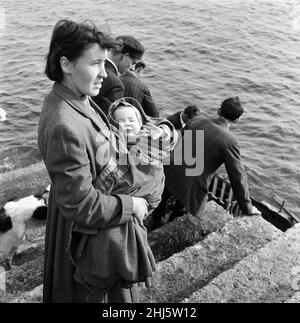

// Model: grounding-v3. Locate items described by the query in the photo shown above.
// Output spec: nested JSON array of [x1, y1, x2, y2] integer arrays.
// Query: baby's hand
[[138, 127, 151, 137], [142, 124, 164, 140]]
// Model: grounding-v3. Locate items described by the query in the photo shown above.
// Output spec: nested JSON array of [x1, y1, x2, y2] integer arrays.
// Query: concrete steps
[[181, 223, 300, 303], [147, 201, 233, 262], [1, 200, 300, 303], [3, 201, 232, 303], [140, 215, 280, 303], [285, 291, 300, 303], [10, 285, 43, 303]]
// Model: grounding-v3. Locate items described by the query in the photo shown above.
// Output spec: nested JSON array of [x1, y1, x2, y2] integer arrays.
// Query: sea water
[[0, 0, 299, 215]]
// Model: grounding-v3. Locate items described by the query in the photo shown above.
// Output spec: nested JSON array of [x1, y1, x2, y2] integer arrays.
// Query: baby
[[112, 102, 143, 141], [109, 97, 176, 168]]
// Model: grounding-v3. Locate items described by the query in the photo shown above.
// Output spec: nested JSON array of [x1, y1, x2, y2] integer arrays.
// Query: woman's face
[[64, 43, 107, 97]]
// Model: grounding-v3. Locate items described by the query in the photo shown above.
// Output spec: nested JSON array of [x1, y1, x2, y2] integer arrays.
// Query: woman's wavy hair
[[45, 19, 117, 82]]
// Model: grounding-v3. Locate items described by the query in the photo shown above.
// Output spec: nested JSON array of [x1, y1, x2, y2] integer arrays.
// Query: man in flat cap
[[93, 35, 145, 115], [120, 59, 160, 117]]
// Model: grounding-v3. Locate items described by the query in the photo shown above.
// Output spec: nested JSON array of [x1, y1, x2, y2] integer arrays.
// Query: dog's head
[[4, 195, 46, 222], [0, 211, 13, 233]]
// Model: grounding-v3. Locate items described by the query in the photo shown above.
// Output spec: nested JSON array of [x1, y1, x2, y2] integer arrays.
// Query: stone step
[[0, 218, 45, 302], [285, 291, 300, 303], [147, 201, 233, 262], [8, 201, 227, 267], [12, 242, 44, 267], [0, 252, 44, 302], [4, 204, 285, 303], [10, 284, 43, 303], [182, 223, 300, 303], [6, 201, 232, 303], [140, 215, 280, 303], [0, 162, 50, 209]]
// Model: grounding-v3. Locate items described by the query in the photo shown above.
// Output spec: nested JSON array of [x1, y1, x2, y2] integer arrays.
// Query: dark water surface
[[0, 0, 299, 215]]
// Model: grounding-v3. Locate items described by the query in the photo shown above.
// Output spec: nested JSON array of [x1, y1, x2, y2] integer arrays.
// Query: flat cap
[[117, 35, 145, 59]]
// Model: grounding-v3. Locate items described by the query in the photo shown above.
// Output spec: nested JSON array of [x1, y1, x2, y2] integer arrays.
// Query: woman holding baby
[[38, 19, 176, 303]]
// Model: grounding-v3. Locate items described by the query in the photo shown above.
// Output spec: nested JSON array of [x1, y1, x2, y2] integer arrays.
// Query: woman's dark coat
[[38, 83, 134, 302]]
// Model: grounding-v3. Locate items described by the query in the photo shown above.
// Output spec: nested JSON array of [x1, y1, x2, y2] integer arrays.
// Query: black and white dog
[[0, 189, 48, 270], [32, 185, 50, 220]]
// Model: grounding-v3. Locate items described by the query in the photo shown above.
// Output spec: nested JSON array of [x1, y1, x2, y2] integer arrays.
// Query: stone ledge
[[147, 201, 233, 262], [140, 216, 280, 303], [285, 291, 300, 303], [6, 201, 233, 303], [183, 224, 300, 303], [0, 223, 45, 303], [0, 251, 44, 303], [10, 284, 43, 303], [5, 205, 285, 303], [0, 162, 49, 209]]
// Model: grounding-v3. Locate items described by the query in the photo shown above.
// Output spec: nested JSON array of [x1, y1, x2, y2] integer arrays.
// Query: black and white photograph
[[0, 0, 300, 309]]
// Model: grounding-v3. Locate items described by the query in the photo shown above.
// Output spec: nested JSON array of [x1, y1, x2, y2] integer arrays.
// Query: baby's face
[[113, 106, 141, 136]]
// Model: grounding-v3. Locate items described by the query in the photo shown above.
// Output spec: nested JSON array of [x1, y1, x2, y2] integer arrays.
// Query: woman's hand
[[132, 196, 149, 226]]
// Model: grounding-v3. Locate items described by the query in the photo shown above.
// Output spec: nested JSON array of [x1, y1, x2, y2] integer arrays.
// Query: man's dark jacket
[[92, 59, 124, 115], [120, 71, 159, 117], [167, 111, 183, 130], [164, 116, 253, 216]]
